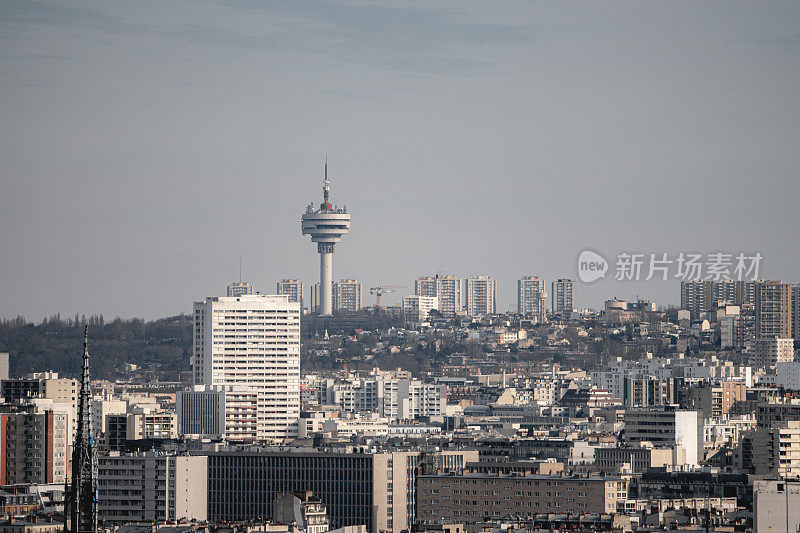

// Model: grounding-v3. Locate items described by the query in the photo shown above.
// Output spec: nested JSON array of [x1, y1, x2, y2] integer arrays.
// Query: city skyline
[[4, 2, 800, 531], [2, 1, 800, 320]]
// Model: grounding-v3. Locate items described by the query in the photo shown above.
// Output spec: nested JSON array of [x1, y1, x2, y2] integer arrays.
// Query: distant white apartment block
[[681, 280, 759, 317], [518, 276, 547, 322], [333, 279, 362, 312], [277, 279, 304, 310], [192, 294, 301, 440], [402, 295, 438, 323], [415, 276, 437, 298], [226, 282, 254, 297], [552, 278, 576, 313], [416, 275, 462, 316], [436, 275, 462, 316], [330, 378, 446, 419], [465, 276, 496, 317]]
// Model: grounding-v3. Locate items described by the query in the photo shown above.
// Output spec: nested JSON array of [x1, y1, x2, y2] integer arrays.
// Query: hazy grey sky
[[2, 1, 799, 320]]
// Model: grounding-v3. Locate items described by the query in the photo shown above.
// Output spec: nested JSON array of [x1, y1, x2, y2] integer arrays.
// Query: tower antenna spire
[[239, 256, 243, 283], [323, 159, 330, 205]]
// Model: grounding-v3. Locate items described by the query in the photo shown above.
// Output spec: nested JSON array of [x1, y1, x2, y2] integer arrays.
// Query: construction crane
[[369, 285, 407, 308]]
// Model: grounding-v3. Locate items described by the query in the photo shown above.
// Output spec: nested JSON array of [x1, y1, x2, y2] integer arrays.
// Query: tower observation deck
[[301, 163, 351, 315]]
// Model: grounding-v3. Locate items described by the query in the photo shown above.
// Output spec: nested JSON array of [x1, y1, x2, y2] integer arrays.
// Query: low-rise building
[[594, 446, 674, 473], [402, 296, 438, 324], [416, 473, 625, 523]]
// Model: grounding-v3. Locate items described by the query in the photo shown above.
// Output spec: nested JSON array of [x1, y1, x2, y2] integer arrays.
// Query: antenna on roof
[[323, 158, 331, 205], [239, 257, 243, 283]]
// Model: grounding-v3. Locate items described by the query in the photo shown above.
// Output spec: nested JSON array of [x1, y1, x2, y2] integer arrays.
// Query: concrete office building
[[98, 452, 208, 524], [177, 385, 260, 442], [301, 164, 351, 316], [517, 276, 547, 323], [333, 279, 362, 312], [402, 295, 438, 323], [176, 385, 225, 438], [755, 280, 792, 338], [193, 294, 301, 440], [595, 446, 674, 473], [206, 449, 477, 533], [551, 278, 576, 314], [416, 473, 625, 522], [465, 276, 496, 317], [623, 408, 702, 466], [277, 279, 304, 310]]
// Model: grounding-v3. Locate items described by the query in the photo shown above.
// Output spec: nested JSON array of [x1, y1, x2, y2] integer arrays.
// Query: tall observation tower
[[301, 163, 351, 315]]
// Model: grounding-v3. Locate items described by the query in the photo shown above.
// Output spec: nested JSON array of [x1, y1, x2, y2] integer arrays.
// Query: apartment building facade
[[465, 276, 496, 317], [416, 473, 625, 523], [193, 294, 301, 440], [277, 279, 304, 310], [551, 278, 576, 314], [333, 279, 362, 312], [402, 296, 438, 323], [98, 452, 207, 524], [517, 276, 547, 323]]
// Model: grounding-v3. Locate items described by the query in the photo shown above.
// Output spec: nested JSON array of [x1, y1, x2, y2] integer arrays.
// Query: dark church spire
[[68, 325, 97, 533]]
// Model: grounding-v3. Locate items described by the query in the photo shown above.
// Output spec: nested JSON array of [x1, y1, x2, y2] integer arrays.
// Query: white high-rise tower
[[301, 163, 351, 315], [192, 294, 301, 440]]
